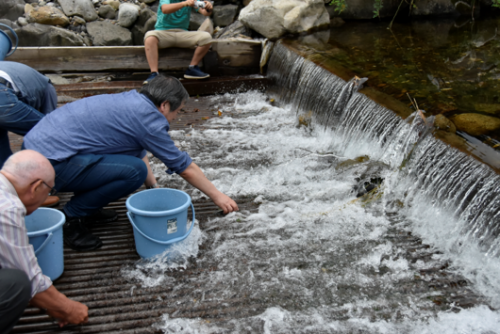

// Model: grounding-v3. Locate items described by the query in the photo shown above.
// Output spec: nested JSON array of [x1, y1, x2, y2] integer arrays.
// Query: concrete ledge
[[6, 39, 262, 74], [7, 46, 195, 73], [54, 75, 270, 98]]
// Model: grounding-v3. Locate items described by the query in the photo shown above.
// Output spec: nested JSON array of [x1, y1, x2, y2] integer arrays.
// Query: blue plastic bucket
[[0, 23, 18, 60], [126, 188, 195, 259], [25, 208, 65, 281]]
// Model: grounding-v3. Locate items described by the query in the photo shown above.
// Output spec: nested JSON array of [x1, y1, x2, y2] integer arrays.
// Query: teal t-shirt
[[155, 0, 191, 31]]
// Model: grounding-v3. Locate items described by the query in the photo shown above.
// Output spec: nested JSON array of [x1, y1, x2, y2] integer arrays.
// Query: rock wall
[[0, 0, 497, 46], [239, 0, 330, 39], [1, 0, 254, 46]]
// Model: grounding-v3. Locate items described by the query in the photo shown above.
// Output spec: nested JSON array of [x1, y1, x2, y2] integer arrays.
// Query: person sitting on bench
[[143, 0, 214, 83]]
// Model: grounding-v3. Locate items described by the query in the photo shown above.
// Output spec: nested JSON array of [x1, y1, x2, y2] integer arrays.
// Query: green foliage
[[493, 0, 500, 8], [373, 0, 384, 18], [329, 0, 347, 13]]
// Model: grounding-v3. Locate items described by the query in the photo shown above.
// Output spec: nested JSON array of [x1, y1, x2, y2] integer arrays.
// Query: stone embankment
[[2, 0, 495, 46], [0, 0, 333, 46]]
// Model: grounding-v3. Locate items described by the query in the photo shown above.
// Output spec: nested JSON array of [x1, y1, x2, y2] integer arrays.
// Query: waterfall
[[267, 41, 500, 257]]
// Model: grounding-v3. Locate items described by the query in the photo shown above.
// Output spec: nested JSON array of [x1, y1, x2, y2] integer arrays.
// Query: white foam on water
[[140, 91, 500, 332], [389, 178, 500, 309], [153, 314, 224, 334], [155, 305, 500, 334], [121, 224, 205, 288]]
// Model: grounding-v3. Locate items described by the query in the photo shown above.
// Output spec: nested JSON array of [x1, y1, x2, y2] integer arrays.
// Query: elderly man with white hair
[[0, 150, 88, 333]]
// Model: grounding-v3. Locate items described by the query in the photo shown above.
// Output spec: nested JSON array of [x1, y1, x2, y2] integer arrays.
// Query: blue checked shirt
[[24, 90, 192, 175]]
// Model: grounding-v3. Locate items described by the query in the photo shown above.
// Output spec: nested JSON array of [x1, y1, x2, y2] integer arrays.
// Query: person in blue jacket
[[0, 61, 57, 167], [24, 75, 238, 251]]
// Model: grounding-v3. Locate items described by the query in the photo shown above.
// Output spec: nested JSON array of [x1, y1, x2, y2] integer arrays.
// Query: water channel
[[124, 17, 500, 333]]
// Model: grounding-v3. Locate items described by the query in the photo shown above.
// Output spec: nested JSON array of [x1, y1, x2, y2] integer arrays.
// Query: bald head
[[2, 150, 55, 188]]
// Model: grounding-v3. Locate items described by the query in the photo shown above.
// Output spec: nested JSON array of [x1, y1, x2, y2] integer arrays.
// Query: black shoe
[[84, 209, 118, 224], [63, 218, 103, 251]]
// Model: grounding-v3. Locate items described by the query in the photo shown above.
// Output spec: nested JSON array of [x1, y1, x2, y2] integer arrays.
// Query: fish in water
[[324, 76, 368, 128], [470, 28, 497, 48], [427, 74, 445, 90]]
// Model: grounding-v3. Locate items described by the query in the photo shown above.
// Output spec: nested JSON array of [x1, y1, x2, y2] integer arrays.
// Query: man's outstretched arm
[[179, 162, 238, 214]]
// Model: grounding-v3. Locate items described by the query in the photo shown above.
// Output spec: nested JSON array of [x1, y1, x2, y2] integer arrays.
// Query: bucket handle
[[126, 203, 195, 245], [0, 23, 18, 57], [33, 232, 53, 256]]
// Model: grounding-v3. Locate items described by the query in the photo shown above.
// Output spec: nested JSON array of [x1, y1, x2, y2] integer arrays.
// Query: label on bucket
[[167, 219, 178, 234]]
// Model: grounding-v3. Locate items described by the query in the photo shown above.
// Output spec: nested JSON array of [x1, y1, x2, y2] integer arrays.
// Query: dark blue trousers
[[50, 154, 148, 218], [0, 83, 57, 167]]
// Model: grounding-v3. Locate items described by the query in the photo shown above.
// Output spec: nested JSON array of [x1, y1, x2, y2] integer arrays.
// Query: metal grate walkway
[[12, 193, 260, 334]]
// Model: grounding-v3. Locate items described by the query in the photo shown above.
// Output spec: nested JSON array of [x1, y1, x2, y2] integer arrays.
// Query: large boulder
[[214, 20, 251, 39], [98, 5, 117, 19], [117, 3, 140, 28], [25, 4, 70, 27], [15, 23, 84, 46], [131, 7, 156, 45], [57, 0, 98, 22], [102, 0, 120, 11], [450, 113, 500, 136], [86, 20, 132, 45], [0, 19, 18, 29], [239, 0, 329, 39], [213, 4, 238, 27], [0, 0, 26, 21]]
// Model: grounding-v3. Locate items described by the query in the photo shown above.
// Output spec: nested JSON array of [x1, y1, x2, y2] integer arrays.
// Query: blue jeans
[[0, 83, 57, 167], [50, 154, 148, 218]]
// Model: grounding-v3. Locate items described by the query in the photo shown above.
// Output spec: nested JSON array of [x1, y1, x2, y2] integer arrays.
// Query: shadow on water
[[283, 16, 500, 140]]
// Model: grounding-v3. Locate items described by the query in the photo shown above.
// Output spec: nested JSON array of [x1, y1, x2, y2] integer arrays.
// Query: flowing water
[[122, 37, 500, 333], [283, 17, 500, 121]]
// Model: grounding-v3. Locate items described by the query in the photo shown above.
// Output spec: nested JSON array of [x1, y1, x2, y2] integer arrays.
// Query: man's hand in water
[[212, 192, 239, 214], [179, 162, 239, 214]]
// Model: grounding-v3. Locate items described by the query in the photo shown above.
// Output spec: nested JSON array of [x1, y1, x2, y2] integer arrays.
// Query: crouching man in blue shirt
[[24, 75, 238, 251]]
